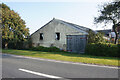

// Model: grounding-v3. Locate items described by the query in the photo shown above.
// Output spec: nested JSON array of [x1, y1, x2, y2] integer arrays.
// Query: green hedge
[[118, 44, 120, 57], [85, 43, 119, 57], [29, 46, 62, 52]]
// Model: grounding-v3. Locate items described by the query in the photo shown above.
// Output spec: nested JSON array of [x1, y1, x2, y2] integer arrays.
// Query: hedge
[[85, 43, 119, 57], [29, 46, 62, 52]]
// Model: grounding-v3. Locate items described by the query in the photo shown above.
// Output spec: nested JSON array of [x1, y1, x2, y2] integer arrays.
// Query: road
[[1, 53, 119, 79]]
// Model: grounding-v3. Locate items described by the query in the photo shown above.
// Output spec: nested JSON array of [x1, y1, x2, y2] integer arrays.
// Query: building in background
[[96, 26, 120, 43], [96, 29, 111, 41]]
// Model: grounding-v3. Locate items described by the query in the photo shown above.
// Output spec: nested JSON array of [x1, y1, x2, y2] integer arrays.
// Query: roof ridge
[[96, 29, 111, 31], [30, 19, 54, 36], [54, 18, 91, 30], [54, 19, 88, 34]]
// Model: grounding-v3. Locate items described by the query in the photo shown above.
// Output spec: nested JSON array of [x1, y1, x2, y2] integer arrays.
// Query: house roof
[[30, 18, 92, 36], [96, 29, 111, 35]]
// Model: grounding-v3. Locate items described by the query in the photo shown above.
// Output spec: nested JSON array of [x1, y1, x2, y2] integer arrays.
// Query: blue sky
[[2, 0, 111, 34]]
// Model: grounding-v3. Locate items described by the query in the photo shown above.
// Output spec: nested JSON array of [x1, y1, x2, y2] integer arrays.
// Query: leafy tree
[[94, 1, 120, 44], [88, 30, 105, 43], [1, 3, 29, 49]]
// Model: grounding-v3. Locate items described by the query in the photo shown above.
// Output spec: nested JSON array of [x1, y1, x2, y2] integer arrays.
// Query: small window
[[106, 34, 109, 36], [56, 33, 60, 40], [40, 33, 43, 40]]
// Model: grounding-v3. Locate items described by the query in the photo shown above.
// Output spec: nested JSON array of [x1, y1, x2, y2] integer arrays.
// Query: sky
[[1, 0, 112, 34]]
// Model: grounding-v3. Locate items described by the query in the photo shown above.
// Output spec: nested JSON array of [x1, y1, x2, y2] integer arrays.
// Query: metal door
[[67, 35, 86, 53]]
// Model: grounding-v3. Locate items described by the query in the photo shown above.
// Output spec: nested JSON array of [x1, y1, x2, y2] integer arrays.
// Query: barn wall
[[54, 20, 84, 50], [31, 29, 40, 47]]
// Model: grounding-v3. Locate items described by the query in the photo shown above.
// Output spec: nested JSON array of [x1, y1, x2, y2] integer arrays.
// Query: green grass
[[2, 49, 119, 67]]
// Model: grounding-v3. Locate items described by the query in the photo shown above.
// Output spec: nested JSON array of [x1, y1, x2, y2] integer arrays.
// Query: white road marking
[[4, 53, 119, 69], [19, 68, 62, 79]]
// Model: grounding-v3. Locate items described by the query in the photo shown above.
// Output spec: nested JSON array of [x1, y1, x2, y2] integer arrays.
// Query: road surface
[[1, 53, 119, 79]]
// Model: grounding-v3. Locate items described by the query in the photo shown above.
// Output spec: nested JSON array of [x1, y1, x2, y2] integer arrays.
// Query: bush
[[29, 46, 62, 52], [7, 41, 24, 49], [88, 30, 105, 43], [85, 43, 118, 57], [118, 44, 120, 57]]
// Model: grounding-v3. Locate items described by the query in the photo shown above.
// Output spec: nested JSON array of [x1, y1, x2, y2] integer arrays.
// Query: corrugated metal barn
[[30, 18, 91, 53]]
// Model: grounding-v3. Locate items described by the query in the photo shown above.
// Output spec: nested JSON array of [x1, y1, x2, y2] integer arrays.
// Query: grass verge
[[2, 49, 119, 67]]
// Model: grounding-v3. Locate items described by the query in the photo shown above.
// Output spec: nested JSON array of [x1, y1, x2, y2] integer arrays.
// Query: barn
[[30, 18, 92, 53]]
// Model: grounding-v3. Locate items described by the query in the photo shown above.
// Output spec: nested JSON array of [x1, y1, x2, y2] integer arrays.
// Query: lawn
[[2, 49, 119, 67]]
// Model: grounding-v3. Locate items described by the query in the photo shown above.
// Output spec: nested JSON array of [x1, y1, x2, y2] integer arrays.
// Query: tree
[[0, 11, 1, 50], [94, 1, 120, 44], [1, 3, 29, 49], [88, 30, 105, 43]]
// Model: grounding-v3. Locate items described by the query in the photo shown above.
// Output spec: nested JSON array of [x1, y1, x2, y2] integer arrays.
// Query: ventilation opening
[[40, 33, 43, 40], [56, 33, 60, 40]]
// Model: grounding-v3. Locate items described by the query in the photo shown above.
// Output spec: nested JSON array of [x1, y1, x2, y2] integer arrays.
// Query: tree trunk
[[5, 42, 8, 49], [114, 31, 118, 44], [113, 24, 118, 44]]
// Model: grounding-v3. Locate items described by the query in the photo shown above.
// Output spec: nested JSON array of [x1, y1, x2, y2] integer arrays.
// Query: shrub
[[85, 43, 118, 57], [118, 44, 120, 57], [87, 30, 105, 43], [29, 46, 62, 52]]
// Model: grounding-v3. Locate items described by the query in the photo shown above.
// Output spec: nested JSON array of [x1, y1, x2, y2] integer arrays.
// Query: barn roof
[[54, 18, 91, 34], [30, 18, 93, 36]]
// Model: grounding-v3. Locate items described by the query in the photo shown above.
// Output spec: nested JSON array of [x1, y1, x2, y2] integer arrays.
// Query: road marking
[[4, 54, 118, 69], [19, 68, 62, 79]]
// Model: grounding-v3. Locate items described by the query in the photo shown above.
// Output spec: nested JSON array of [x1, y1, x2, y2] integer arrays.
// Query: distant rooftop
[[96, 29, 111, 33], [96, 29, 111, 37]]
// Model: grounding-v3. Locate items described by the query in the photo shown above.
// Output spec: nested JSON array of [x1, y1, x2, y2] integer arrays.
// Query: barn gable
[[31, 18, 89, 37]]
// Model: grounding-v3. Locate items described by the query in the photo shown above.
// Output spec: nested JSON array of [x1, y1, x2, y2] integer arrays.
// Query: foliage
[[118, 38, 120, 44], [1, 3, 29, 48], [0, 4, 1, 24], [3, 38, 32, 49], [94, 1, 120, 44], [88, 30, 105, 43], [118, 44, 120, 56], [85, 43, 118, 57], [29, 46, 62, 52]]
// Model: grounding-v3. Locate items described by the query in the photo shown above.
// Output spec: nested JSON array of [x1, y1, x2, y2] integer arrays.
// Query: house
[[96, 29, 111, 37], [96, 29, 111, 41], [30, 18, 92, 53], [96, 26, 120, 43]]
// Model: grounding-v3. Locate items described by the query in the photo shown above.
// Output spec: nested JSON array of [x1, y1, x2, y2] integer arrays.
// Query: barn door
[[67, 35, 86, 53]]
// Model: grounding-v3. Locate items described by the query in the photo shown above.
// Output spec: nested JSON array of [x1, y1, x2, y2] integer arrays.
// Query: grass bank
[[2, 49, 119, 67]]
